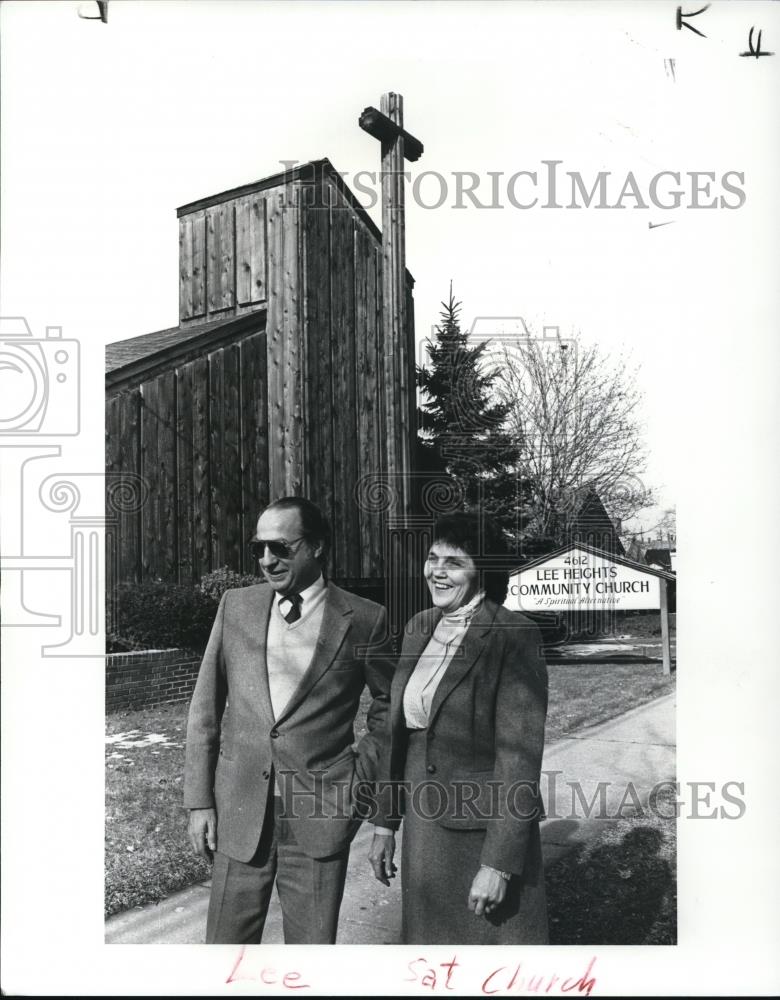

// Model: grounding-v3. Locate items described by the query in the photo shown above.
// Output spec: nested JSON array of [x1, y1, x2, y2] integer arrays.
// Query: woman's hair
[[431, 511, 510, 604]]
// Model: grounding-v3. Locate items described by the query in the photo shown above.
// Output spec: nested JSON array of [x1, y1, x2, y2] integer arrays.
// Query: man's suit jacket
[[375, 599, 548, 876], [184, 581, 393, 861]]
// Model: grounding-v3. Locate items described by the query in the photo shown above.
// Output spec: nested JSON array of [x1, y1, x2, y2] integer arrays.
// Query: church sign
[[505, 543, 676, 673], [507, 545, 662, 612]]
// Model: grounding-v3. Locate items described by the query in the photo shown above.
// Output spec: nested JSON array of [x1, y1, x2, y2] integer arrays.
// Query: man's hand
[[467, 866, 508, 917], [368, 830, 397, 886], [188, 807, 217, 862]]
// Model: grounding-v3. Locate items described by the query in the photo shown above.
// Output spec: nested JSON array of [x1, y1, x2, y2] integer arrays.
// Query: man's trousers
[[205, 796, 350, 944]]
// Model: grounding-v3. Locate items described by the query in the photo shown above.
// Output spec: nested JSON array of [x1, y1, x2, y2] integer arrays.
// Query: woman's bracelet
[[480, 864, 512, 882]]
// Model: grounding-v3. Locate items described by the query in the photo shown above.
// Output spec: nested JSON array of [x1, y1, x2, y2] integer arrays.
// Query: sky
[[1, 3, 779, 995], [4, 0, 777, 537]]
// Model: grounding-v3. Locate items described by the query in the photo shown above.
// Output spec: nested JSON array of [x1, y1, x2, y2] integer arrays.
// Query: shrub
[[112, 581, 218, 654], [199, 566, 260, 603], [106, 635, 136, 654]]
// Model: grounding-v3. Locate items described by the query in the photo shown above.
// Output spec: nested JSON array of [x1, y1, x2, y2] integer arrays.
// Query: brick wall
[[106, 648, 202, 712]]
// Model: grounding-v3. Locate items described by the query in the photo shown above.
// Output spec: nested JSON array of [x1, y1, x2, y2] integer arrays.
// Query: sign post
[[659, 576, 671, 676]]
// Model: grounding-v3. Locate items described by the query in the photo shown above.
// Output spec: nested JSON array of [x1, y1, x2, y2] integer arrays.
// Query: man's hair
[[431, 511, 510, 604], [264, 496, 331, 563]]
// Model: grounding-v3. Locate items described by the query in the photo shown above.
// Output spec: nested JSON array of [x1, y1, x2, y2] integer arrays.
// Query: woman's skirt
[[401, 728, 549, 945]]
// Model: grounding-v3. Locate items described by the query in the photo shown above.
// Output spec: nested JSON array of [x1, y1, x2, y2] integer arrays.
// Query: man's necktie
[[282, 593, 302, 624]]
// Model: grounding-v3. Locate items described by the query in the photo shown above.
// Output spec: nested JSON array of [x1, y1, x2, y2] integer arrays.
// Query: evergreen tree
[[416, 286, 523, 532]]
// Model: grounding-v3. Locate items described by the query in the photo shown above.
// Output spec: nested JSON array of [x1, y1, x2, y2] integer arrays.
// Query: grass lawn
[[106, 703, 209, 916], [545, 661, 674, 743], [106, 657, 675, 917], [546, 783, 677, 944]]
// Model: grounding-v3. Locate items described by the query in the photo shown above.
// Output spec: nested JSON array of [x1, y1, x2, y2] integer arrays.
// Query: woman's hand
[[369, 830, 397, 886], [468, 866, 508, 916]]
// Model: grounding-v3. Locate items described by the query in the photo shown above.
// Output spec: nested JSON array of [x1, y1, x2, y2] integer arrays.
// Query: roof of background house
[[565, 487, 618, 518], [105, 312, 266, 393], [563, 487, 625, 555], [644, 549, 674, 571], [105, 316, 237, 373]]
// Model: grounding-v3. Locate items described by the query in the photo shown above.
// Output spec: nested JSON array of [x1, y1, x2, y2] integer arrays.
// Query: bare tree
[[622, 507, 676, 548], [492, 332, 654, 543], [656, 507, 677, 545]]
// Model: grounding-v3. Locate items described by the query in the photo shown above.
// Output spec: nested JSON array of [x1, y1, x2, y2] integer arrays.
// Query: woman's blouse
[[402, 590, 486, 730]]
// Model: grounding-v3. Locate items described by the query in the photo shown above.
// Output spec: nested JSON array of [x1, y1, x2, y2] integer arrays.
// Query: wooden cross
[[359, 93, 424, 503]]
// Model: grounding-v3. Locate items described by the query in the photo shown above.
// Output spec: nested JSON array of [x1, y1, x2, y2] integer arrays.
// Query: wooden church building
[[105, 159, 416, 595]]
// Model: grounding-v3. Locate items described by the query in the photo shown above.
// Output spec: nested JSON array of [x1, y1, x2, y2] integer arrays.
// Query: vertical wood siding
[[329, 184, 359, 580], [239, 332, 270, 567], [106, 331, 268, 584], [113, 167, 414, 588], [266, 187, 304, 499], [300, 176, 413, 585], [106, 388, 142, 584], [180, 198, 267, 325]]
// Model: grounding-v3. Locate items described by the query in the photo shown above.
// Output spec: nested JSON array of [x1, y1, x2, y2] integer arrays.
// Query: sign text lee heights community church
[[504, 543, 676, 675]]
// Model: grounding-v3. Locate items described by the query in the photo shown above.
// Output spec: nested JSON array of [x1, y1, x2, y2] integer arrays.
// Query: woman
[[369, 512, 549, 944]]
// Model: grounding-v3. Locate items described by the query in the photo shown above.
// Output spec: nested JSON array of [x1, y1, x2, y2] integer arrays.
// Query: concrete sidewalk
[[105, 692, 675, 945], [104, 819, 401, 945], [540, 692, 675, 865], [546, 637, 676, 664]]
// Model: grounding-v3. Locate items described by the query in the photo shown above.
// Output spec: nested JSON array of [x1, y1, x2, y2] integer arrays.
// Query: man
[[184, 496, 393, 944]]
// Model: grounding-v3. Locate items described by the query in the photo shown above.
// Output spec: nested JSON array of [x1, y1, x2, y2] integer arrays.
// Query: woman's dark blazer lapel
[[392, 599, 501, 732], [427, 599, 499, 727], [390, 613, 436, 733]]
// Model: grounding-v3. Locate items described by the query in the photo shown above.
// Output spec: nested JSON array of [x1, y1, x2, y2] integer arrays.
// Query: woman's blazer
[[375, 599, 548, 877]]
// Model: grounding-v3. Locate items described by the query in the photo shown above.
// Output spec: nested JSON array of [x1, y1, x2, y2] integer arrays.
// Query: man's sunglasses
[[249, 536, 307, 561]]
